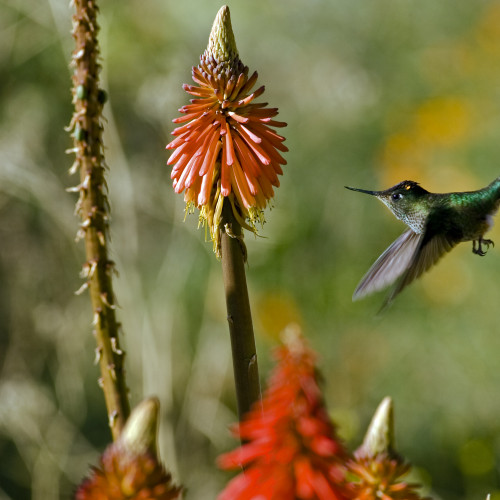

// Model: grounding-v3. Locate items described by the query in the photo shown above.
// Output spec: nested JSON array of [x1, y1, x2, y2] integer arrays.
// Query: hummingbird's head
[[345, 180, 430, 225]]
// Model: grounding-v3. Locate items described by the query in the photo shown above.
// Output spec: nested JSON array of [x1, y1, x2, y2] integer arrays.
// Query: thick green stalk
[[220, 200, 262, 418], [69, 0, 130, 439]]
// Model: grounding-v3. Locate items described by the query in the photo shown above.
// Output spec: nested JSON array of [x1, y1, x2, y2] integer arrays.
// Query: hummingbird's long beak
[[345, 186, 380, 196]]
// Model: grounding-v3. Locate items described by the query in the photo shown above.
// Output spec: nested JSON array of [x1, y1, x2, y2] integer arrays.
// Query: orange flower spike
[[166, 5, 287, 255]]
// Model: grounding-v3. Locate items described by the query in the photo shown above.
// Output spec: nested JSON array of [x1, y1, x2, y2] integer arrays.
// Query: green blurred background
[[2, 0, 500, 498]]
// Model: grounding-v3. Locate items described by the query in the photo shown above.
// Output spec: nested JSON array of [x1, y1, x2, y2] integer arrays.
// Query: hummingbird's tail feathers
[[488, 175, 500, 196], [352, 230, 421, 301]]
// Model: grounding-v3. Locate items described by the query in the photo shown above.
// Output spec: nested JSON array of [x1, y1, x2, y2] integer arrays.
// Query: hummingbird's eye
[[392, 193, 403, 201]]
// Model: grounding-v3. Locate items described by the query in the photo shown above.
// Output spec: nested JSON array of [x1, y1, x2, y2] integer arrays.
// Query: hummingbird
[[345, 178, 500, 308]]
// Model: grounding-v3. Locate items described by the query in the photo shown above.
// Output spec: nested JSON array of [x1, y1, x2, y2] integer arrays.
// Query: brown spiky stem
[[220, 200, 262, 419], [68, 0, 130, 440]]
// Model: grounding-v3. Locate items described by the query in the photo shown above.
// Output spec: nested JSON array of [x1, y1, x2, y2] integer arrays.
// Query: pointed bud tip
[[357, 396, 395, 459], [120, 397, 160, 458], [280, 323, 305, 354], [206, 5, 239, 63]]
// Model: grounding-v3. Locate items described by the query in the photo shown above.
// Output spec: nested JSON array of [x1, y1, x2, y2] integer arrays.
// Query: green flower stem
[[220, 200, 262, 419], [69, 0, 130, 440]]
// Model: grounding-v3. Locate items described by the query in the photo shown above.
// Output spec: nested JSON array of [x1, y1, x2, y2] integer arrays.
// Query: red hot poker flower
[[166, 5, 287, 255], [217, 328, 350, 500]]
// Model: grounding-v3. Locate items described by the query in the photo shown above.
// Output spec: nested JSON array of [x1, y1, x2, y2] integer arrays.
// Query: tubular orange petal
[[311, 436, 342, 457], [174, 155, 196, 193], [242, 106, 278, 117], [179, 101, 217, 114], [235, 125, 271, 165], [238, 123, 262, 144], [218, 468, 264, 500], [259, 136, 287, 163], [184, 155, 204, 189], [235, 85, 265, 107], [259, 160, 279, 187], [199, 131, 221, 176], [259, 118, 288, 128], [243, 170, 260, 196], [227, 111, 250, 124], [192, 69, 210, 87], [170, 155, 191, 179], [224, 75, 237, 99], [232, 157, 256, 209], [295, 457, 315, 499], [172, 111, 205, 123], [198, 153, 217, 205], [312, 470, 342, 500], [182, 83, 213, 95], [225, 122, 236, 165], [169, 126, 210, 162], [220, 136, 231, 196], [171, 116, 210, 136], [256, 125, 288, 150], [166, 131, 190, 151], [229, 72, 248, 100], [188, 97, 215, 106], [218, 113, 228, 135], [232, 133, 262, 178], [195, 123, 219, 156], [237, 70, 259, 97], [167, 142, 190, 165], [229, 164, 249, 210], [187, 169, 203, 200]]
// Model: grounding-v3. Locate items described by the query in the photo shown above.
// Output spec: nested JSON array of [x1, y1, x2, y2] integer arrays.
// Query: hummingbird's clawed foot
[[472, 238, 494, 256]]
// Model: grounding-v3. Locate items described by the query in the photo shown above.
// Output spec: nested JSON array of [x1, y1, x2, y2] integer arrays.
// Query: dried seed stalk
[[68, 0, 130, 439]]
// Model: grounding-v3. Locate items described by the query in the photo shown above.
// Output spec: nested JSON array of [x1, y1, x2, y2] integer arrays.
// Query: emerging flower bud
[[75, 398, 182, 500], [347, 397, 430, 500], [356, 396, 396, 460]]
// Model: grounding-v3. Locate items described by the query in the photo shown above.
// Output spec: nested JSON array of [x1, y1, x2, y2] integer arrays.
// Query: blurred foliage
[[1, 0, 500, 499]]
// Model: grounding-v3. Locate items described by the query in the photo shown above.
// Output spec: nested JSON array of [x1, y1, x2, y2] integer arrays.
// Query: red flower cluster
[[166, 6, 287, 254], [217, 331, 349, 500]]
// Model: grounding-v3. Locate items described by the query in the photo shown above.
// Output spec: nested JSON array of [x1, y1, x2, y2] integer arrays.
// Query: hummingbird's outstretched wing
[[353, 221, 457, 308], [381, 220, 457, 308], [353, 229, 421, 301]]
